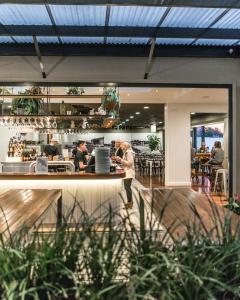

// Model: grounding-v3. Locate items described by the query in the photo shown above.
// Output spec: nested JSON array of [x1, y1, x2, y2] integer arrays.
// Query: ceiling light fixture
[[135, 112, 141, 115], [126, 119, 129, 122], [144, 106, 149, 109], [130, 116, 134, 119]]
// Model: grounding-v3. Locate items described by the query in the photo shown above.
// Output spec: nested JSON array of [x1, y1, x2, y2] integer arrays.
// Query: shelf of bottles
[[0, 86, 120, 130], [7, 136, 41, 161]]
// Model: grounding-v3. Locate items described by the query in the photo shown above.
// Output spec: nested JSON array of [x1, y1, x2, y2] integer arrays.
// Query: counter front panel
[[0, 171, 126, 224]]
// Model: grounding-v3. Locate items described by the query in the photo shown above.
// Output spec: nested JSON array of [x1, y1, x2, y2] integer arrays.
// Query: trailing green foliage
[[11, 87, 44, 115], [0, 194, 240, 299]]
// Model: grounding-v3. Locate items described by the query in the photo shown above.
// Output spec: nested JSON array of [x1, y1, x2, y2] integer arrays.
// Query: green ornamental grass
[[0, 193, 240, 299]]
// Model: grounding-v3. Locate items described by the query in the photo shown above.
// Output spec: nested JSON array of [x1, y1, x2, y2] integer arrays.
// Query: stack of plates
[[95, 147, 110, 174]]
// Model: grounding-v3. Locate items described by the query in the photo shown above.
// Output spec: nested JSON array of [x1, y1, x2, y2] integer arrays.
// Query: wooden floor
[[141, 188, 239, 241], [136, 173, 233, 240], [136, 173, 165, 188], [136, 173, 226, 200]]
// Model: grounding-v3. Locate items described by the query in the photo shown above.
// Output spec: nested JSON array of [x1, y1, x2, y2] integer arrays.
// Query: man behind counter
[[74, 140, 88, 172], [44, 137, 60, 159]]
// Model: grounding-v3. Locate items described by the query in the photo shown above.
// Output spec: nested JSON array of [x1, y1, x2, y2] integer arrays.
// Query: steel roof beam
[[0, 0, 240, 8], [144, 37, 156, 79], [104, 5, 111, 44], [1, 25, 240, 40], [44, 3, 62, 44], [33, 35, 47, 78], [0, 43, 234, 57]]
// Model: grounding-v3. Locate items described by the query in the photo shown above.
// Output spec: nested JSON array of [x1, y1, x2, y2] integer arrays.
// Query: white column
[[223, 117, 228, 169], [233, 84, 240, 193], [165, 103, 191, 186]]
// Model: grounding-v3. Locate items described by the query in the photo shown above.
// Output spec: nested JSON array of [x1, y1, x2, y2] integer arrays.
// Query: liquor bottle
[[60, 101, 66, 115]]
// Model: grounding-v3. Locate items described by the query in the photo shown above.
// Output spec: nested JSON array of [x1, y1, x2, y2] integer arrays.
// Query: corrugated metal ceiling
[[109, 6, 168, 27], [61, 37, 104, 44], [37, 36, 60, 43], [49, 5, 106, 26], [212, 9, 240, 29], [0, 4, 239, 47], [156, 38, 194, 45], [0, 4, 51, 25], [195, 39, 238, 46], [106, 37, 149, 44], [0, 36, 14, 43], [161, 7, 226, 28]]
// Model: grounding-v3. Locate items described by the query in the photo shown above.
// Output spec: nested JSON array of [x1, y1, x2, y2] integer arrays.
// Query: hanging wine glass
[[40, 118, 45, 128], [24, 118, 29, 127], [30, 118, 35, 128], [70, 120, 75, 129], [52, 117, 57, 129]]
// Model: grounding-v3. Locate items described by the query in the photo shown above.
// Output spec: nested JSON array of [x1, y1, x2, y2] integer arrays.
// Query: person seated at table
[[74, 140, 88, 172], [191, 144, 198, 169], [209, 141, 224, 166], [191, 144, 196, 160], [197, 141, 209, 153]]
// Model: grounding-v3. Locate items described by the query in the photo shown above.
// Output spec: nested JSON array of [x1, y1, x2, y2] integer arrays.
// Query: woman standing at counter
[[116, 142, 135, 209]]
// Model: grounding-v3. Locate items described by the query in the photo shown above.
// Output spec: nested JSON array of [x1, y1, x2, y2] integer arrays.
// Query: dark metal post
[[57, 195, 62, 227]]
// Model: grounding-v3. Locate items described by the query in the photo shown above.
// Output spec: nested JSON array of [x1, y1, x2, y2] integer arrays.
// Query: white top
[[122, 149, 135, 178]]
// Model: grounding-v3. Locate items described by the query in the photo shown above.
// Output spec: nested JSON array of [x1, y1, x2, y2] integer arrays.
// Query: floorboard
[[140, 187, 239, 241]]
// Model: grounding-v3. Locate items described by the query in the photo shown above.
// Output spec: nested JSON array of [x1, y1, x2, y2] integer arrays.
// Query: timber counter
[[0, 171, 126, 224], [0, 172, 126, 180]]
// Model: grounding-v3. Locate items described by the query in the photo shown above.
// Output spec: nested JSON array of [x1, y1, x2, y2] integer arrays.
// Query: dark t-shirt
[[74, 150, 87, 171], [115, 147, 124, 158], [44, 144, 59, 156]]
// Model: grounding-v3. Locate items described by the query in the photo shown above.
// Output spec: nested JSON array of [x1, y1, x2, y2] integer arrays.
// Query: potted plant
[[66, 87, 85, 95], [147, 134, 160, 152], [11, 87, 44, 115]]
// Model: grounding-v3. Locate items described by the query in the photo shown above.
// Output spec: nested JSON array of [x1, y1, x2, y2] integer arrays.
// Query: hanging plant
[[66, 87, 85, 95], [101, 87, 120, 118], [11, 87, 44, 115]]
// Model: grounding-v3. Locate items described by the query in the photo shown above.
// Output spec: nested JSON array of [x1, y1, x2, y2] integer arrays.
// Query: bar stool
[[213, 169, 228, 194]]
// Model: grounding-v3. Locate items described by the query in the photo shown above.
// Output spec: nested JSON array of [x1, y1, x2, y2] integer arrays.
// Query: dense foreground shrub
[[0, 195, 240, 300]]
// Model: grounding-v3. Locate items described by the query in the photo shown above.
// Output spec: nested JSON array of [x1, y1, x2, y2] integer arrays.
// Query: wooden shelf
[[0, 114, 114, 119], [0, 171, 126, 180], [0, 94, 106, 99]]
